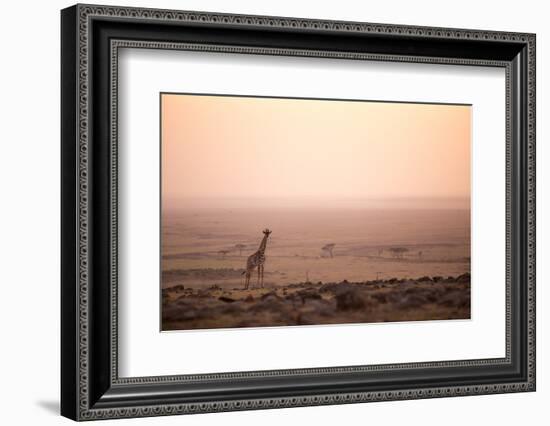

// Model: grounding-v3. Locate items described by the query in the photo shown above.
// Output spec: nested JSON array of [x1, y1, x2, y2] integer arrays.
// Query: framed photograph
[[61, 4, 536, 421]]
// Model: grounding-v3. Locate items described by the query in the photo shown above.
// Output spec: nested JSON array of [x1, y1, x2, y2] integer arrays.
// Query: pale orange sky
[[161, 94, 470, 209]]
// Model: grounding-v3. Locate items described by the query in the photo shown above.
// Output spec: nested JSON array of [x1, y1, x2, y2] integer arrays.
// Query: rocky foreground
[[162, 274, 471, 331]]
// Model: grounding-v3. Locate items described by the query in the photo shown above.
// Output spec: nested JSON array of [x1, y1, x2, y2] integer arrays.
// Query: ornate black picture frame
[[61, 4, 536, 421]]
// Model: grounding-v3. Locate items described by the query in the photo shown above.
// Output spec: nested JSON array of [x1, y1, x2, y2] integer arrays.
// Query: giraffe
[[243, 229, 272, 289]]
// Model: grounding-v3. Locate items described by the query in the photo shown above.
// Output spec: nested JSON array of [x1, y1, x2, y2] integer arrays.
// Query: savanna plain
[[162, 203, 471, 330]]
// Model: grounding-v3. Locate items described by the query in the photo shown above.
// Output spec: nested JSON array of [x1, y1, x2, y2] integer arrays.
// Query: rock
[[320, 283, 340, 293], [439, 291, 470, 308], [456, 273, 471, 283], [217, 303, 243, 315], [305, 298, 336, 316], [417, 276, 433, 282], [218, 296, 236, 303], [296, 289, 322, 304], [398, 294, 428, 309], [335, 287, 371, 311], [195, 288, 214, 297], [171, 284, 185, 292], [249, 298, 285, 314], [432, 276, 443, 283], [261, 291, 282, 301], [372, 293, 388, 304]]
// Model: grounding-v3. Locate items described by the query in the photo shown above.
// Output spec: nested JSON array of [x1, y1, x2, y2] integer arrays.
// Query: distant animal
[[218, 249, 230, 258], [388, 247, 409, 259], [243, 229, 272, 289], [321, 243, 336, 258]]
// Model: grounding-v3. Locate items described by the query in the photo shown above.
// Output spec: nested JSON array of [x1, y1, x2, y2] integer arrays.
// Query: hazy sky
[[161, 94, 470, 208]]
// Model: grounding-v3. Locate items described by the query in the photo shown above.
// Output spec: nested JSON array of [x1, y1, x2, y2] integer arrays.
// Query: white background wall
[[0, 0, 547, 424]]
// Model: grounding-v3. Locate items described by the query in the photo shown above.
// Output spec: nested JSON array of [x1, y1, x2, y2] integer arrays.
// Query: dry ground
[[162, 273, 470, 331]]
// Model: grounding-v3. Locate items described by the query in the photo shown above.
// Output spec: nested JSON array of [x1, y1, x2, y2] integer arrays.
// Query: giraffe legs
[[260, 265, 264, 288], [244, 265, 265, 290], [244, 267, 264, 290]]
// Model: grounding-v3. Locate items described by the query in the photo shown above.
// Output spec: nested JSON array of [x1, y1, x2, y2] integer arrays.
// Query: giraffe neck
[[257, 234, 269, 254]]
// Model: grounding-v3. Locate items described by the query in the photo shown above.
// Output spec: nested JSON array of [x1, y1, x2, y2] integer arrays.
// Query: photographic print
[[160, 93, 471, 331], [61, 7, 536, 417]]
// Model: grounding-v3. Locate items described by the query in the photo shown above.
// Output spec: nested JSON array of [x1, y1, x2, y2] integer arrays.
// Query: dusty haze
[[162, 94, 470, 207], [160, 94, 471, 330]]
